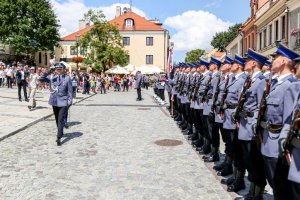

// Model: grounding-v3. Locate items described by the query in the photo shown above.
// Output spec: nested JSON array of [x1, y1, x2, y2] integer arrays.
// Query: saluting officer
[[259, 43, 299, 199], [236, 49, 269, 200], [202, 57, 222, 162], [222, 55, 248, 192], [39, 63, 73, 146]]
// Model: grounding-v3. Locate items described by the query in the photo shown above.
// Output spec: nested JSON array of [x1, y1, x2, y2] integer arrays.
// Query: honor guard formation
[[167, 43, 300, 200]]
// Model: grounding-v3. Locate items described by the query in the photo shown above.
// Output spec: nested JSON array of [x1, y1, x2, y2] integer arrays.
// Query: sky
[[50, 0, 251, 62]]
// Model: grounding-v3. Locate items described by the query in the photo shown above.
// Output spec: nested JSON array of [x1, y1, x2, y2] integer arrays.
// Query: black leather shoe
[[221, 176, 235, 185], [56, 139, 62, 146], [204, 153, 220, 162], [217, 165, 233, 176], [64, 124, 69, 129], [213, 160, 227, 171], [202, 153, 211, 160], [191, 139, 199, 146], [25, 99, 29, 102], [199, 145, 211, 155], [19, 99, 22, 102], [227, 180, 245, 192]]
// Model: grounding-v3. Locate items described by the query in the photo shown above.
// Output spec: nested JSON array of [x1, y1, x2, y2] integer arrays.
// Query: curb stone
[[0, 93, 96, 142]]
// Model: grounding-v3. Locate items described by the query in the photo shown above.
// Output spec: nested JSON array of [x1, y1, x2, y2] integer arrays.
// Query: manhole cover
[[137, 108, 151, 110], [155, 139, 183, 146]]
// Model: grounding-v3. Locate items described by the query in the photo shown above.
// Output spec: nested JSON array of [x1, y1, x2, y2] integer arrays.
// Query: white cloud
[[50, 0, 146, 36], [164, 10, 232, 51]]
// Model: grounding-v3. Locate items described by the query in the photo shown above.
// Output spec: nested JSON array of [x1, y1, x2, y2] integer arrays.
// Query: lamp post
[[75, 34, 80, 71]]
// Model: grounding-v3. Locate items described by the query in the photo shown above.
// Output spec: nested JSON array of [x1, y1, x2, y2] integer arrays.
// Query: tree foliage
[[0, 0, 60, 56], [80, 9, 129, 72], [211, 23, 242, 52], [184, 49, 205, 63]]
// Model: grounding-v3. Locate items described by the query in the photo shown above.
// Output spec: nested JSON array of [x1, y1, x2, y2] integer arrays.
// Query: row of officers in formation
[[168, 42, 300, 200]]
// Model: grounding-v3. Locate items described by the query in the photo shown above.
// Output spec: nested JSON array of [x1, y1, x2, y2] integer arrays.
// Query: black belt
[[223, 104, 238, 109], [238, 111, 254, 118], [260, 121, 283, 133]]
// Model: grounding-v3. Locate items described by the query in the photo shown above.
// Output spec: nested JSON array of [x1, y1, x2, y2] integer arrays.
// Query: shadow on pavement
[[62, 132, 83, 145], [68, 121, 82, 127]]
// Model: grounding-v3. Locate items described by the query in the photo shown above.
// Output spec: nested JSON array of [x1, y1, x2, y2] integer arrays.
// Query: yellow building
[[52, 9, 169, 70]]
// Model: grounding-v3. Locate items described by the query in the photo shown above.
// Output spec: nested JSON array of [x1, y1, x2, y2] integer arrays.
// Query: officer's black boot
[[234, 182, 255, 200], [213, 155, 228, 171], [188, 129, 198, 140], [227, 170, 245, 192], [204, 147, 220, 162], [221, 164, 235, 185], [182, 123, 191, 134], [218, 157, 233, 176], [199, 138, 211, 155]]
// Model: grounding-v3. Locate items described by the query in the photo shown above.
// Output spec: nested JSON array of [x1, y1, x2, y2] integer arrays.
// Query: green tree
[[211, 23, 242, 52], [184, 49, 205, 63], [0, 0, 60, 57], [80, 9, 129, 72]]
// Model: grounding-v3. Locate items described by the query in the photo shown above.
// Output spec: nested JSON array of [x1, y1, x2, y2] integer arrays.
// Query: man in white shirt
[[6, 66, 13, 88], [28, 67, 39, 109]]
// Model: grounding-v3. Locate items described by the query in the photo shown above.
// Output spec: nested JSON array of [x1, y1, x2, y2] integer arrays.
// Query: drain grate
[[137, 108, 151, 110], [155, 139, 183, 146]]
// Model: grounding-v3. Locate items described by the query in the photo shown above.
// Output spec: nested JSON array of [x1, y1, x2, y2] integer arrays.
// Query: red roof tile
[[61, 12, 165, 41]]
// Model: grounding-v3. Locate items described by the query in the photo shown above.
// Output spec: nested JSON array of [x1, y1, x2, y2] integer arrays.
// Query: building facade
[[225, 34, 243, 58], [51, 10, 169, 70]]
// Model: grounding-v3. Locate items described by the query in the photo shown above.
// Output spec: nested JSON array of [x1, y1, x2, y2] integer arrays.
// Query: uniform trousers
[[137, 88, 142, 100], [240, 140, 266, 187], [291, 181, 300, 200], [263, 156, 292, 200], [183, 103, 191, 123], [18, 80, 28, 100], [196, 109, 206, 138], [203, 115, 212, 140], [177, 97, 182, 114], [52, 106, 67, 139], [224, 129, 245, 171], [173, 95, 178, 114], [158, 89, 165, 101], [211, 122, 224, 149]]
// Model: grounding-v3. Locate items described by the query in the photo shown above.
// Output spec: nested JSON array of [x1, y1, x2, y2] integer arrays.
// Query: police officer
[[39, 63, 73, 146], [192, 58, 212, 152], [285, 56, 300, 200], [222, 55, 247, 192], [259, 43, 299, 199], [236, 49, 269, 200], [202, 57, 221, 161]]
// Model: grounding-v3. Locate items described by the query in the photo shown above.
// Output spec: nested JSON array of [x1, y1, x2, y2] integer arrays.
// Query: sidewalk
[[0, 87, 94, 141]]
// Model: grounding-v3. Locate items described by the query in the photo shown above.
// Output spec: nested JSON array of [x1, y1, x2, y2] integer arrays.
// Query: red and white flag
[[167, 47, 173, 75]]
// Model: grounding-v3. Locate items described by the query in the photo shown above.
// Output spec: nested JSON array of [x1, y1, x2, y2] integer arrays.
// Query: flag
[[167, 47, 173, 75]]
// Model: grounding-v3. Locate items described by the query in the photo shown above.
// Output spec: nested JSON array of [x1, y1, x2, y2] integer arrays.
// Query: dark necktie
[[271, 78, 278, 87], [232, 76, 236, 82]]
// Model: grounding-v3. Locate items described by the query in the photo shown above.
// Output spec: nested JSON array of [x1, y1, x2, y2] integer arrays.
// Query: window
[[251, 33, 255, 49], [263, 29, 267, 47], [125, 19, 133, 27], [123, 37, 130, 46], [146, 55, 153, 64], [269, 24, 273, 45], [146, 37, 153, 46], [70, 46, 77, 55], [298, 13, 300, 28], [275, 20, 279, 41], [248, 36, 250, 49], [282, 15, 286, 39], [259, 32, 262, 50], [80, 47, 87, 55], [245, 38, 247, 50]]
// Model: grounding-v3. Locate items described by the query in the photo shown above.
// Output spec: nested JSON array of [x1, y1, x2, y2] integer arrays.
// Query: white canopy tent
[[105, 65, 129, 74], [131, 65, 164, 75], [123, 64, 136, 72]]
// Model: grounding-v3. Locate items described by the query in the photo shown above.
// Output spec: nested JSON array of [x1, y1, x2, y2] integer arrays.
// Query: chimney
[[116, 6, 122, 18], [78, 20, 90, 30]]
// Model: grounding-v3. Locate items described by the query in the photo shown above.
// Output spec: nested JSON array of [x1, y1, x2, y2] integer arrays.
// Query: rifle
[[233, 75, 252, 123], [284, 109, 300, 165], [192, 73, 203, 101], [255, 74, 272, 142], [200, 74, 213, 103], [212, 75, 222, 113], [219, 75, 230, 115], [179, 74, 187, 95]]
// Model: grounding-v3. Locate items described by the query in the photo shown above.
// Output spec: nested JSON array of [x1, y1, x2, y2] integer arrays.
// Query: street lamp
[[75, 34, 80, 71]]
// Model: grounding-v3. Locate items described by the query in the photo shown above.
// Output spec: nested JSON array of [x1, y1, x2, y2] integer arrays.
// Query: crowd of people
[[166, 43, 300, 200]]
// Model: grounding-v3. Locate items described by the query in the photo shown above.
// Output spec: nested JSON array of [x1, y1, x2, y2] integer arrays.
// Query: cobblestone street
[[0, 89, 243, 199]]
